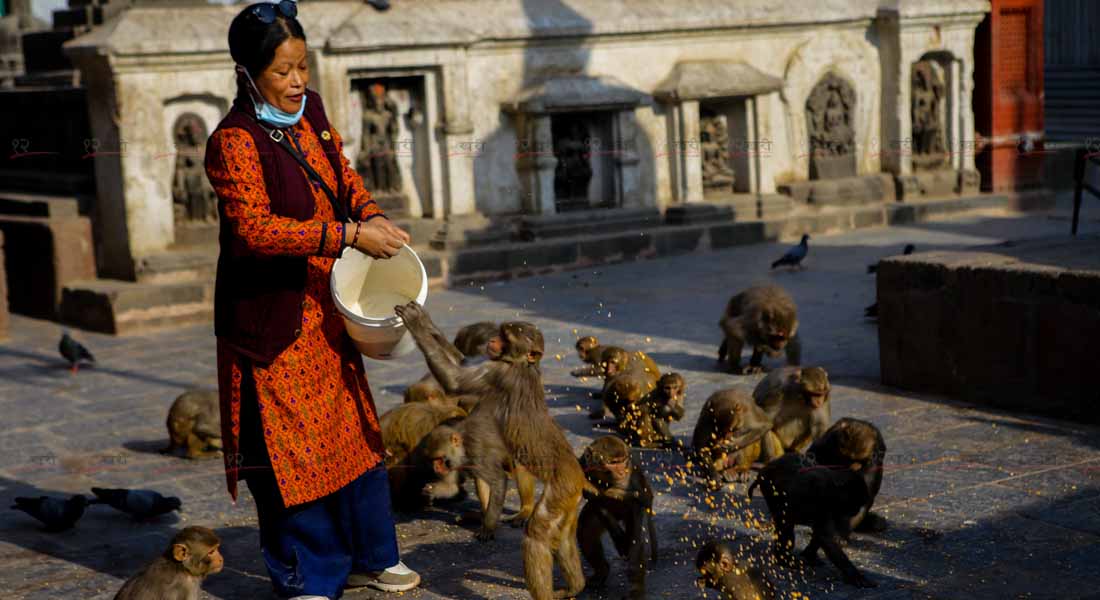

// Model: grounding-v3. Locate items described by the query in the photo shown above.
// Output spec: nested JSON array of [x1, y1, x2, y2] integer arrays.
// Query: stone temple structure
[[39, 0, 1004, 332]]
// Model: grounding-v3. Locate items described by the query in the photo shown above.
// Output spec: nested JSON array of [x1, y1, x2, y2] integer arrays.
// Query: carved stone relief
[[805, 72, 856, 179]]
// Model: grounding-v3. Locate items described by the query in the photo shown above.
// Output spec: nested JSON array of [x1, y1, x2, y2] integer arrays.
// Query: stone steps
[[56, 192, 1033, 334]]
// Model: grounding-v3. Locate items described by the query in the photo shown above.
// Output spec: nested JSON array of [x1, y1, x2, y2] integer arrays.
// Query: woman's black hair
[[228, 3, 307, 100]]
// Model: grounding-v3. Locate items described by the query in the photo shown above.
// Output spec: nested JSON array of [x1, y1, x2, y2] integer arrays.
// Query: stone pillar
[[613, 109, 642, 208], [679, 100, 704, 203], [0, 230, 8, 341], [515, 113, 557, 215]]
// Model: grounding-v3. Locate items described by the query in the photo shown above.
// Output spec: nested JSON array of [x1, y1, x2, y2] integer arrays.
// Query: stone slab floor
[[2, 197, 1099, 600]]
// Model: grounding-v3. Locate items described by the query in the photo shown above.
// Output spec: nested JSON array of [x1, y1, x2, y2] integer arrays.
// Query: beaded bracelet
[[351, 222, 362, 248]]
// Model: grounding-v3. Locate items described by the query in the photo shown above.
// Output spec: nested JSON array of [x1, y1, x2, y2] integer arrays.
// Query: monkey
[[380, 401, 466, 467], [571, 336, 660, 380], [717, 285, 801, 375], [748, 453, 877, 588], [395, 302, 588, 600], [618, 373, 686, 449], [691, 390, 783, 484], [113, 526, 224, 600], [752, 366, 831, 453], [388, 424, 468, 513], [598, 347, 662, 424], [453, 321, 499, 358], [577, 436, 658, 600], [807, 418, 887, 533], [695, 540, 778, 600], [162, 390, 222, 460]]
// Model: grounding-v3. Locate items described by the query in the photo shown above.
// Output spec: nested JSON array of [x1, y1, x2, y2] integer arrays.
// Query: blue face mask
[[238, 65, 306, 128]]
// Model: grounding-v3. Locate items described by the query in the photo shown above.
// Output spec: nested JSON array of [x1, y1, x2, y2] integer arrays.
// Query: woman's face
[[255, 37, 308, 113]]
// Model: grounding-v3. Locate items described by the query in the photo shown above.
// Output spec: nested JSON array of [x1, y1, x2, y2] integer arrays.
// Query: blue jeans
[[246, 465, 402, 599]]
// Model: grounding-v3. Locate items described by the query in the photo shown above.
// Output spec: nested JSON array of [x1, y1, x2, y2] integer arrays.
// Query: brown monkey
[[395, 302, 588, 600], [691, 390, 783, 483], [380, 401, 466, 467], [749, 453, 877, 588], [162, 390, 222, 460], [572, 336, 660, 379], [619, 373, 686, 449], [717, 285, 801, 375], [388, 424, 467, 513], [807, 418, 887, 533], [752, 366, 831, 453], [577, 436, 657, 600], [113, 526, 224, 600], [453, 321, 499, 358], [696, 540, 777, 600], [599, 347, 662, 423]]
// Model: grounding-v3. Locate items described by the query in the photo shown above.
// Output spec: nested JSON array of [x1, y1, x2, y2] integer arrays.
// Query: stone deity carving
[[357, 82, 403, 193], [911, 60, 948, 171], [700, 110, 735, 190], [171, 113, 218, 223], [805, 73, 856, 179]]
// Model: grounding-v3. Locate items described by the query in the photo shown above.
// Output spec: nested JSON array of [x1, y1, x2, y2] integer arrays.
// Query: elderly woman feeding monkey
[[204, 1, 417, 598]]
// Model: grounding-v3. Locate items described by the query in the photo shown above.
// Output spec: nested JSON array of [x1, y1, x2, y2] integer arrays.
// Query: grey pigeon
[[864, 302, 879, 319], [90, 487, 181, 520], [867, 243, 915, 274], [59, 331, 95, 374], [366, 0, 390, 9], [771, 234, 810, 269], [11, 494, 89, 532]]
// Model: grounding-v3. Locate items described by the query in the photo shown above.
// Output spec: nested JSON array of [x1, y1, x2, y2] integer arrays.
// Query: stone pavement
[[2, 199, 1100, 600]]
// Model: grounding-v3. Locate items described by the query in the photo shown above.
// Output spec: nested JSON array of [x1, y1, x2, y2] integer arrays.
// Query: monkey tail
[[770, 258, 783, 269]]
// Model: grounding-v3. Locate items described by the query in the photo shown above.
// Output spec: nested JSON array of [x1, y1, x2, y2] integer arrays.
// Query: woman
[[204, 2, 417, 599]]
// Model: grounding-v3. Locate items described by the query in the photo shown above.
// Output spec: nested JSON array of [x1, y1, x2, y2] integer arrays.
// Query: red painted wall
[[974, 0, 1045, 192]]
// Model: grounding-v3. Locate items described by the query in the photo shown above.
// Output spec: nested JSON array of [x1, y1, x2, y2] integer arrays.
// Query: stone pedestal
[[877, 235, 1100, 423], [0, 230, 8, 340], [429, 214, 512, 250], [0, 214, 96, 319]]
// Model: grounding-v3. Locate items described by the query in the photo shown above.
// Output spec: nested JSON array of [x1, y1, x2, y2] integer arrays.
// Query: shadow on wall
[[470, 0, 656, 216]]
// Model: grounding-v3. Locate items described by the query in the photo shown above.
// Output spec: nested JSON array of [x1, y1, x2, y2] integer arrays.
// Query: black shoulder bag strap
[[254, 121, 350, 223]]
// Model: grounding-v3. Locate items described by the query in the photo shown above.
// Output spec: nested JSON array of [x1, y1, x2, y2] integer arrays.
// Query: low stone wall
[[877, 235, 1100, 423], [0, 215, 97, 319], [0, 230, 8, 340]]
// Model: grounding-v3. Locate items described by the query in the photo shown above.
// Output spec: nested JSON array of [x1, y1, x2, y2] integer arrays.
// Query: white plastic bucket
[[330, 244, 428, 360]]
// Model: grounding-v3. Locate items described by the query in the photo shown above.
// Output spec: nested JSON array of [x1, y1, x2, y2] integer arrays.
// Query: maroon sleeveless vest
[[207, 88, 348, 363]]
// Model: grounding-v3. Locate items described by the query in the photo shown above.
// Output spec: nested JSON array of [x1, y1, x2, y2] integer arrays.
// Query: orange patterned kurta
[[206, 113, 387, 507]]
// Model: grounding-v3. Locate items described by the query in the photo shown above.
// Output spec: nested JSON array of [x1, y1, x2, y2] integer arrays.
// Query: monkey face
[[581, 436, 631, 488], [602, 349, 629, 376], [695, 543, 735, 587], [575, 336, 597, 360], [800, 367, 830, 408], [804, 389, 827, 409], [497, 322, 544, 364], [202, 545, 224, 576], [486, 336, 504, 359], [659, 374, 686, 406]]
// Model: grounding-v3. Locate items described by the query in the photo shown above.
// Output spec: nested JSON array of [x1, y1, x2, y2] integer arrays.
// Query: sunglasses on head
[[249, 0, 297, 24]]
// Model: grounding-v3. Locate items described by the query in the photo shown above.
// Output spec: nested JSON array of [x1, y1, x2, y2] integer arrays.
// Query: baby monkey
[[163, 390, 222, 460], [619, 373, 686, 449], [114, 526, 223, 600], [578, 436, 658, 600], [696, 540, 777, 600]]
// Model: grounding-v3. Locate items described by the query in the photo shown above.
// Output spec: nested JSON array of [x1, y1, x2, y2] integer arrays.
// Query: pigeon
[[90, 487, 182, 520], [864, 302, 878, 319], [365, 0, 391, 10], [59, 331, 95, 374], [11, 494, 89, 532], [867, 244, 915, 274], [770, 234, 810, 270]]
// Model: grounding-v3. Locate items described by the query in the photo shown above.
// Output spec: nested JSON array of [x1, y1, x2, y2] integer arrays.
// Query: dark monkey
[[396, 302, 588, 600], [577, 436, 658, 599], [691, 390, 782, 483], [717, 285, 801, 375], [752, 366, 831, 453], [388, 424, 467, 512], [619, 372, 686, 449], [807, 418, 887, 533], [749, 453, 877, 588], [163, 390, 222, 460], [695, 540, 777, 600], [113, 526, 224, 600]]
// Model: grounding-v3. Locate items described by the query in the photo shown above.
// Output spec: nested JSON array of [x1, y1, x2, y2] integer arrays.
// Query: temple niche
[[700, 108, 735, 193], [805, 72, 857, 180], [171, 113, 217, 224], [354, 79, 427, 217], [911, 59, 948, 171]]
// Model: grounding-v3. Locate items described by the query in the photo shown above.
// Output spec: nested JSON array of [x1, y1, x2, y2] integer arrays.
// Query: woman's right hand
[[347, 218, 409, 259]]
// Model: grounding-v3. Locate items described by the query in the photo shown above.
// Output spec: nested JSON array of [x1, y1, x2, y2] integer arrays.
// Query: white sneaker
[[346, 560, 421, 592]]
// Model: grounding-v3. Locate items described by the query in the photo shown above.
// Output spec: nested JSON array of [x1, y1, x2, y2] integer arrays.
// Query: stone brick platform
[[877, 234, 1100, 423]]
